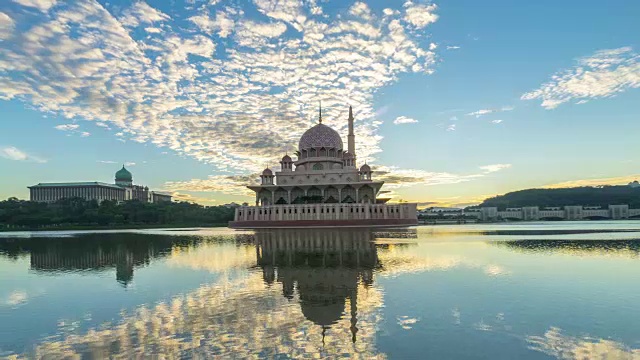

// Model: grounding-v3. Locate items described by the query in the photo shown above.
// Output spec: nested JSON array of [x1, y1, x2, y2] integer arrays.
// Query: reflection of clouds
[[4, 290, 27, 307], [397, 316, 419, 330], [484, 264, 510, 277], [527, 327, 640, 360], [20, 275, 386, 359], [166, 243, 256, 272]]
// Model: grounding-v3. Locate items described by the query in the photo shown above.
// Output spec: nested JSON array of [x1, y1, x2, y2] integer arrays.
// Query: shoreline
[[0, 223, 228, 232]]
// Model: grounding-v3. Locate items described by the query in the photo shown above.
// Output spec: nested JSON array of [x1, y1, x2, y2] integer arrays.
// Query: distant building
[[28, 166, 171, 204], [465, 204, 638, 222], [628, 181, 640, 188]]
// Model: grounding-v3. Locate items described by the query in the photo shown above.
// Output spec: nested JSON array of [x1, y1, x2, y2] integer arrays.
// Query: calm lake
[[1, 222, 640, 359]]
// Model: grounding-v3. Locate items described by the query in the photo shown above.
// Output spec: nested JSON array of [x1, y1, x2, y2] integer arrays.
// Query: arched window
[[313, 163, 324, 171]]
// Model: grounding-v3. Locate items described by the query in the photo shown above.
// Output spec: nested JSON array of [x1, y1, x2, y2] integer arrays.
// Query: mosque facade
[[28, 166, 172, 204], [230, 106, 417, 228]]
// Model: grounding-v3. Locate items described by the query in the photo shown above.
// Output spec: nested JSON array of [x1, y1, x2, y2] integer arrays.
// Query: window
[[313, 163, 324, 171]]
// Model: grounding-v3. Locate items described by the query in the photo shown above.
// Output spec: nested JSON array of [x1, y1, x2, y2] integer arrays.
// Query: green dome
[[115, 165, 132, 181]]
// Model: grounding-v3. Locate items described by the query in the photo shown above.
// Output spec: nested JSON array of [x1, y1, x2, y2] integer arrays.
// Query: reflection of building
[[28, 166, 172, 204], [230, 106, 417, 228], [2, 234, 186, 286], [255, 229, 381, 343]]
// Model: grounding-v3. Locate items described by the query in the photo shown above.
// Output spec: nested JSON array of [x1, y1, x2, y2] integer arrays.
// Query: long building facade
[[230, 106, 417, 228], [29, 166, 172, 204]]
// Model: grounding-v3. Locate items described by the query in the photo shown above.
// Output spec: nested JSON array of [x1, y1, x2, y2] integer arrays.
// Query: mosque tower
[[347, 106, 356, 164]]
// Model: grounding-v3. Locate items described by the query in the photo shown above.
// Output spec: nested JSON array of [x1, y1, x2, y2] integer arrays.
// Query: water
[[1, 222, 640, 359]]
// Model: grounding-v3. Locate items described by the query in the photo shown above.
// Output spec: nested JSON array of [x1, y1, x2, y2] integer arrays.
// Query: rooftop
[[29, 182, 125, 189]]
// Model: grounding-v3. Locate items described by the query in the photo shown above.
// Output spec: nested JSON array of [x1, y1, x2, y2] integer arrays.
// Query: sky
[[0, 0, 639, 207]]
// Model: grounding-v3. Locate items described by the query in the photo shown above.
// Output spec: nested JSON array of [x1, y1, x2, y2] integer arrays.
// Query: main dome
[[115, 166, 132, 181], [298, 124, 343, 152]]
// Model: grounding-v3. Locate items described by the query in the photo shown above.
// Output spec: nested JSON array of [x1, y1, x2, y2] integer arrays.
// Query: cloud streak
[[522, 47, 640, 109], [0, 146, 46, 163], [393, 116, 418, 125]]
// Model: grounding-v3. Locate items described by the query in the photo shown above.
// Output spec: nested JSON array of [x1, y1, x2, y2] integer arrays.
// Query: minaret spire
[[347, 105, 356, 163], [319, 101, 322, 124]]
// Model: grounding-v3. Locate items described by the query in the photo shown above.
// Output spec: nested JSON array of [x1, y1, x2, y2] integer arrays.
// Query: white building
[[230, 106, 417, 228], [29, 166, 172, 204]]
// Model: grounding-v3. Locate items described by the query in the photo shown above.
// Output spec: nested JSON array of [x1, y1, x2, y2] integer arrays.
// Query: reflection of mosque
[[254, 229, 383, 343], [0, 234, 196, 286], [497, 239, 640, 255]]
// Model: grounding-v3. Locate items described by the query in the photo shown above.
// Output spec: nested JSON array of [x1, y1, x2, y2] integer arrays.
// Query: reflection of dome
[[299, 299, 346, 327], [298, 124, 343, 152], [359, 164, 370, 172], [262, 168, 273, 176], [115, 166, 132, 181]]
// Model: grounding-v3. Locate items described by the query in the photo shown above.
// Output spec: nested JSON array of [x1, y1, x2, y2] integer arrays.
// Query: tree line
[[0, 197, 235, 229], [477, 186, 640, 210]]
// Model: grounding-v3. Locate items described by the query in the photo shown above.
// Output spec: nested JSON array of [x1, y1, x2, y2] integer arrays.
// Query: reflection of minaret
[[254, 229, 379, 343]]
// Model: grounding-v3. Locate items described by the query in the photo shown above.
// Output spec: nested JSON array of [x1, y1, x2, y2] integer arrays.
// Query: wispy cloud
[[0, 146, 46, 163], [466, 106, 514, 118], [522, 47, 640, 109], [393, 116, 418, 125], [479, 164, 511, 173], [11, 0, 57, 12], [54, 124, 79, 131], [0, 12, 15, 40], [446, 45, 460, 50], [446, 124, 456, 131], [491, 119, 503, 124]]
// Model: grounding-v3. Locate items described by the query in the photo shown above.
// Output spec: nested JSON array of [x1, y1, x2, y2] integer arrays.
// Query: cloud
[[119, 1, 170, 27], [97, 160, 117, 164], [80, 131, 91, 137], [0, 12, 15, 40], [466, 106, 514, 118], [393, 116, 418, 125], [446, 46, 460, 50], [479, 164, 511, 173], [0, 0, 439, 177], [0, 146, 46, 163], [54, 124, 80, 131], [11, 0, 57, 12], [491, 119, 502, 124], [522, 47, 640, 109], [403, 2, 439, 29], [446, 124, 456, 131], [397, 315, 420, 330]]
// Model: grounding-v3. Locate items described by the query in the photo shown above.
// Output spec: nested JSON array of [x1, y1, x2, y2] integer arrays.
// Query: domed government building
[[230, 106, 417, 228], [28, 166, 172, 204]]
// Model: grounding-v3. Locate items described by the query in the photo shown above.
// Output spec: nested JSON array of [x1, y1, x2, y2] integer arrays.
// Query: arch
[[290, 187, 304, 204], [342, 185, 355, 203], [324, 186, 338, 202], [358, 185, 374, 203], [319, 148, 327, 157], [312, 163, 324, 171], [310, 148, 317, 157], [328, 149, 336, 157]]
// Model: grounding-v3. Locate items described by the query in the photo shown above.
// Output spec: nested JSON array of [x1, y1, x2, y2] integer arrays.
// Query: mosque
[[229, 106, 417, 228], [28, 166, 172, 204]]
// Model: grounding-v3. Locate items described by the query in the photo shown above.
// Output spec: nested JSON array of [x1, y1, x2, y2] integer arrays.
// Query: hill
[[478, 186, 640, 210]]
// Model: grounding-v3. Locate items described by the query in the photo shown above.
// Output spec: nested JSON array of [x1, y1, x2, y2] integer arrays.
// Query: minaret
[[347, 106, 356, 160]]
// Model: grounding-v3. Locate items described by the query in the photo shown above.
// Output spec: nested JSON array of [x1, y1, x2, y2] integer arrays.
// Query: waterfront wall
[[230, 203, 418, 228]]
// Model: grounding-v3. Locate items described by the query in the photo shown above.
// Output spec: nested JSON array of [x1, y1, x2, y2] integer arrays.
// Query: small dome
[[115, 166, 132, 181], [282, 154, 292, 162], [360, 164, 371, 172], [262, 168, 273, 176], [299, 124, 343, 152]]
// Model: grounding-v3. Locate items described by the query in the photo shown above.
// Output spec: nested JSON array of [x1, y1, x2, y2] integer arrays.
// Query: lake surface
[[1, 222, 640, 359]]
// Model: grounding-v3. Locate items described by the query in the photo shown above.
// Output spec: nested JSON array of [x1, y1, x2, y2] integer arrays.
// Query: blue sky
[[0, 0, 639, 206]]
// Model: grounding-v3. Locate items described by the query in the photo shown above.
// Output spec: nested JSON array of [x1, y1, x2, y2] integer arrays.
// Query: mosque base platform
[[228, 218, 418, 229]]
